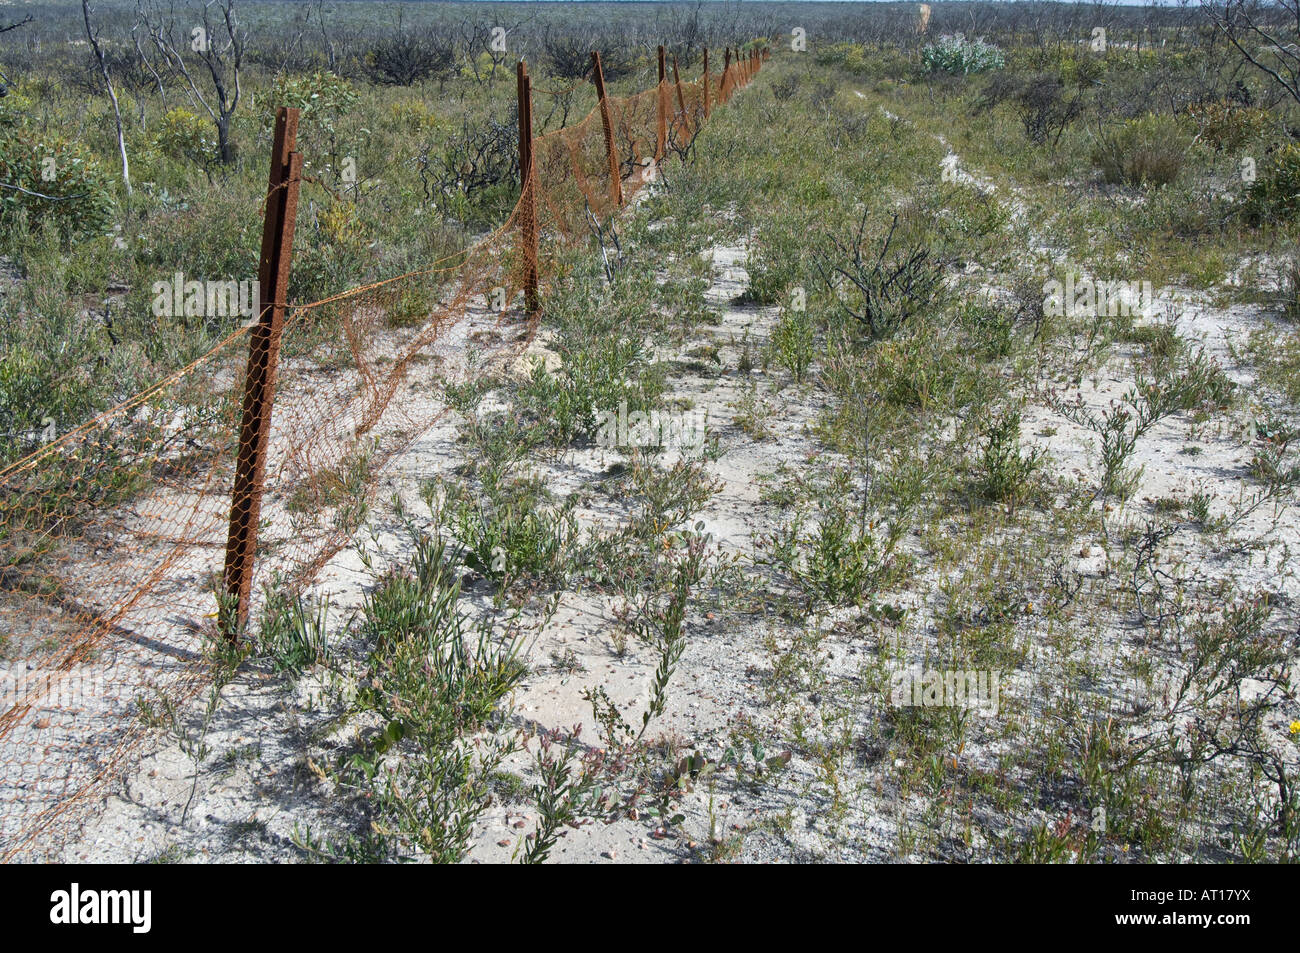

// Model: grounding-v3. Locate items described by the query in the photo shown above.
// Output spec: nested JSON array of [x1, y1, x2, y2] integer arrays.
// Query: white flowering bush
[[921, 34, 1005, 75]]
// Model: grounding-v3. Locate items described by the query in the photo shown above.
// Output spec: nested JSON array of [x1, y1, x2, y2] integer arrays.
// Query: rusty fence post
[[222, 106, 302, 638], [591, 50, 623, 208], [517, 60, 540, 314], [671, 54, 688, 136], [721, 48, 731, 103], [702, 47, 711, 119], [656, 45, 667, 162]]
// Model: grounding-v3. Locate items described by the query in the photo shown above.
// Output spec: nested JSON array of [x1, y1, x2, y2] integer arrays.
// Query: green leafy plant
[[1243, 142, 1300, 224], [976, 409, 1042, 505], [922, 34, 1005, 75], [258, 584, 330, 677], [0, 128, 113, 238], [767, 308, 815, 383], [1090, 114, 1191, 188]]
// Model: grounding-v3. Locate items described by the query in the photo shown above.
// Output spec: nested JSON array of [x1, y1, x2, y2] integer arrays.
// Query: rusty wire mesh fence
[[0, 46, 765, 861]]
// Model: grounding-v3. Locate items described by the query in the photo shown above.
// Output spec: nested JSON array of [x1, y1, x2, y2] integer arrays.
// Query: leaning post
[[222, 107, 302, 639]]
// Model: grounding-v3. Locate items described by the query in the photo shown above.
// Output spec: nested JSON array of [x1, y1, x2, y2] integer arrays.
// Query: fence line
[[0, 43, 767, 861]]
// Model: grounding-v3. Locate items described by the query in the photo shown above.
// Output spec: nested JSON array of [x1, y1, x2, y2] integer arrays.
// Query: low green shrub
[[976, 409, 1042, 505], [0, 127, 114, 239], [1243, 142, 1300, 224], [1188, 100, 1271, 152], [922, 34, 1005, 76], [1090, 114, 1190, 188]]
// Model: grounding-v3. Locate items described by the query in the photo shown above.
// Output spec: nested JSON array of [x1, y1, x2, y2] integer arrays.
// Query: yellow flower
[[1289, 721, 1300, 738]]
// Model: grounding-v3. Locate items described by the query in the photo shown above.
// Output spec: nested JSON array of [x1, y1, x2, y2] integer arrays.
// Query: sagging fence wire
[[0, 43, 766, 861]]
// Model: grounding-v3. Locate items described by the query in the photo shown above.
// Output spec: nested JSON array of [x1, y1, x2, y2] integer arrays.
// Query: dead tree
[[138, 0, 246, 164], [82, 1, 131, 195], [1205, 0, 1300, 108], [0, 14, 33, 94]]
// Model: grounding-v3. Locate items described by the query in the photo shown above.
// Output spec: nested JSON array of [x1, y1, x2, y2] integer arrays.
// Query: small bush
[[959, 300, 1017, 358], [816, 42, 869, 74], [305, 531, 525, 863], [359, 534, 524, 734], [258, 586, 330, 677], [269, 71, 359, 156], [388, 99, 445, 135], [922, 35, 1005, 76], [0, 128, 114, 239], [976, 409, 1041, 505], [364, 30, 454, 86], [153, 107, 216, 167], [380, 285, 440, 335], [421, 118, 519, 226], [1055, 52, 1106, 87], [770, 74, 799, 101], [515, 329, 661, 447], [767, 473, 911, 607], [767, 309, 815, 383], [449, 489, 578, 586], [744, 213, 817, 306], [816, 43, 914, 80], [1188, 100, 1271, 152], [977, 73, 1083, 146], [1243, 143, 1300, 225], [1275, 259, 1300, 321], [543, 35, 593, 81], [814, 212, 948, 341], [1090, 114, 1190, 188]]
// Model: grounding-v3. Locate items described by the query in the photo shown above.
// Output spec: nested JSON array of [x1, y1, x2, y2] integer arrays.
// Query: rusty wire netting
[[0, 47, 764, 862]]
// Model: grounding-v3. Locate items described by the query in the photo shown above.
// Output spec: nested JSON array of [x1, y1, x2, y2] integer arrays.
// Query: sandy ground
[[27, 120, 1300, 864]]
